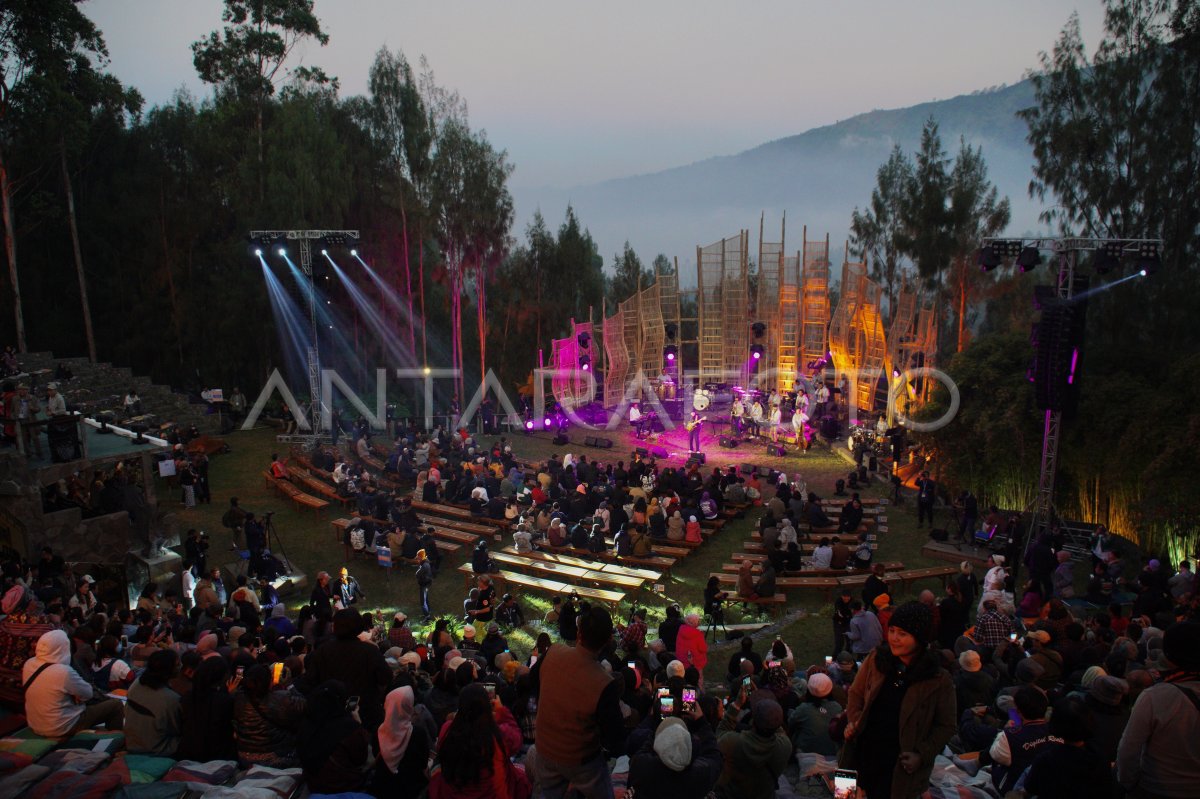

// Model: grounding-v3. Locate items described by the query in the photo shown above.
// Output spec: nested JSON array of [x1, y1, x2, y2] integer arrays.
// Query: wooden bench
[[288, 466, 354, 507], [264, 471, 329, 514], [332, 517, 472, 549], [456, 564, 625, 609], [500, 546, 663, 583], [886, 565, 960, 591], [414, 514, 496, 537], [487, 552, 648, 593], [724, 559, 904, 577], [710, 572, 842, 601], [411, 499, 511, 530]]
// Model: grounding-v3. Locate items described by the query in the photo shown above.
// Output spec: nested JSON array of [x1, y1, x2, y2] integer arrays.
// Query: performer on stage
[[731, 394, 745, 434], [629, 402, 646, 439], [748, 397, 764, 437], [659, 369, 676, 400], [768, 404, 782, 443], [687, 411, 703, 452], [814, 381, 830, 418], [791, 406, 810, 452]]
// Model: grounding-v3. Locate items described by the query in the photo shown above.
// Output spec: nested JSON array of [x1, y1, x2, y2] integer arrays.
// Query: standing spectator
[[1116, 621, 1200, 798], [415, 549, 434, 621], [937, 582, 968, 647], [125, 649, 182, 755], [336, 566, 365, 608], [832, 588, 854, 657], [862, 563, 889, 609], [914, 470, 936, 528], [310, 571, 334, 615], [956, 561, 979, 613], [1053, 550, 1076, 599], [303, 609, 392, 733], [845, 600, 882, 657], [23, 629, 124, 738], [675, 613, 708, 681], [533, 605, 625, 798], [841, 601, 956, 799]]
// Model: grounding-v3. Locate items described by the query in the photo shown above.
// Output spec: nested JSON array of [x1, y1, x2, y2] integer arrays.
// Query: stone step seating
[[18, 350, 216, 434]]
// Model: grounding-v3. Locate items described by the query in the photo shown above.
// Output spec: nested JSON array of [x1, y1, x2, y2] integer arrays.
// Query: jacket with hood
[[22, 629, 93, 737], [714, 704, 792, 799]]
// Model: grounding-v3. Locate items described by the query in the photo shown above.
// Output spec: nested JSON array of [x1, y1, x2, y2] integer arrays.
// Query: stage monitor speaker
[[635, 447, 649, 457], [820, 415, 841, 440], [740, 463, 756, 475], [719, 436, 738, 449], [552, 434, 569, 446], [586, 436, 613, 449], [766, 444, 785, 457], [756, 466, 772, 478], [649, 445, 669, 459]]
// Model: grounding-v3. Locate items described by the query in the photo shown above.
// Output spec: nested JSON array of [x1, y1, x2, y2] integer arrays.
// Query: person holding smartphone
[[840, 601, 956, 799], [627, 694, 722, 798]]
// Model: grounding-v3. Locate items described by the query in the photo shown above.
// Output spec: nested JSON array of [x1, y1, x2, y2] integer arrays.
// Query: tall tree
[[850, 144, 914, 324], [900, 118, 955, 292], [191, 0, 329, 202], [1020, 0, 1200, 367], [0, 0, 109, 352], [607, 241, 651, 306], [946, 138, 1011, 352]]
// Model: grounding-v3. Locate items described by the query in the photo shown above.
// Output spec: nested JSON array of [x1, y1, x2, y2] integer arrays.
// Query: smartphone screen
[[659, 695, 674, 715], [236, 666, 244, 678], [484, 683, 496, 698], [627, 660, 637, 671], [742, 676, 752, 690], [681, 687, 697, 713], [271, 662, 284, 686], [657, 687, 671, 699], [766, 659, 780, 669], [347, 695, 360, 713], [1009, 632, 1018, 642], [825, 655, 833, 665], [833, 768, 857, 799]]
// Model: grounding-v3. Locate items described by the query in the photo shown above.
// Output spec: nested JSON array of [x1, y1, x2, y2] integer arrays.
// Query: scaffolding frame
[[800, 227, 831, 373], [602, 307, 629, 407], [755, 216, 785, 390], [829, 255, 888, 413]]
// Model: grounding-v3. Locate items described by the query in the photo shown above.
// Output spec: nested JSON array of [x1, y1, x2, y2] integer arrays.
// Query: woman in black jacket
[[177, 657, 237, 762], [298, 680, 371, 794]]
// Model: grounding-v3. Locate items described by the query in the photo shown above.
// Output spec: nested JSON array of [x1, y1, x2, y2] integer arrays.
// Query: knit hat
[[1027, 630, 1051, 645], [1015, 658, 1045, 683], [400, 651, 422, 668], [1081, 665, 1107, 689], [807, 672, 833, 698], [1090, 675, 1129, 707], [653, 717, 693, 772], [889, 601, 934, 644], [666, 659, 686, 678], [463, 624, 476, 639], [872, 593, 891, 609], [836, 651, 856, 665], [959, 650, 982, 673], [1163, 621, 1200, 671]]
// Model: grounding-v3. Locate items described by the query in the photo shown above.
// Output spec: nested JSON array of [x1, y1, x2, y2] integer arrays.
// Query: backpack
[[349, 527, 366, 551]]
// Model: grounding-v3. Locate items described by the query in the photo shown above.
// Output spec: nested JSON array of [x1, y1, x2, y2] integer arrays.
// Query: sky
[[86, 0, 1107, 190]]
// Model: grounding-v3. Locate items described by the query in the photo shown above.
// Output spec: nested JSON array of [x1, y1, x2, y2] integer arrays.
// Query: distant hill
[[513, 79, 1049, 281]]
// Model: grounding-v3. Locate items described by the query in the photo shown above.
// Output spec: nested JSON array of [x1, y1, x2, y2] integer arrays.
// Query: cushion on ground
[[36, 748, 111, 773], [0, 732, 58, 761], [58, 729, 125, 751], [0, 763, 51, 799], [26, 768, 123, 799], [162, 759, 238, 786], [123, 754, 176, 783], [113, 785, 190, 799]]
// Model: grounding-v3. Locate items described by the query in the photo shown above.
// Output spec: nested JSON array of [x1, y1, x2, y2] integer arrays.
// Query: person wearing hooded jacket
[[23, 629, 124, 737], [840, 601, 956, 799], [627, 709, 723, 798]]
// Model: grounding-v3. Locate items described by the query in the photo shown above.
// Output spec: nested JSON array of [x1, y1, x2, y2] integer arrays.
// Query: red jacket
[[675, 623, 708, 671]]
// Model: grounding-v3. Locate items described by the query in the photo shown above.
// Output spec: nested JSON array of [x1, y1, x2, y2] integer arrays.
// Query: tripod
[[261, 512, 293, 575]]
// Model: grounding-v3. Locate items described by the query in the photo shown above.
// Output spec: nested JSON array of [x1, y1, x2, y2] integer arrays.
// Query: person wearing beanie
[[788, 671, 842, 756], [627, 709, 722, 798], [301, 608, 392, 732], [954, 649, 995, 714], [872, 593, 893, 639], [1116, 620, 1200, 798], [715, 690, 791, 799], [1084, 675, 1130, 764], [841, 600, 955, 799]]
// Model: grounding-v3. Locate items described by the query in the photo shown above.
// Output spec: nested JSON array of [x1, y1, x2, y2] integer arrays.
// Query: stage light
[[665, 322, 678, 341], [543, 417, 552, 427], [667, 351, 675, 361], [664, 344, 677, 362], [579, 354, 591, 371], [525, 420, 534, 430], [1140, 269, 1148, 277], [750, 344, 764, 360], [978, 244, 1001, 272], [350, 249, 358, 257], [1093, 242, 1123, 275], [321, 249, 328, 256], [277, 247, 287, 257], [254, 248, 263, 256], [751, 321, 766, 338], [1016, 246, 1042, 272], [577, 331, 591, 349], [1136, 242, 1161, 276]]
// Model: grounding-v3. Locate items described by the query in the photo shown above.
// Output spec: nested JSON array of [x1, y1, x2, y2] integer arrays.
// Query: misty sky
[[87, 0, 1106, 190]]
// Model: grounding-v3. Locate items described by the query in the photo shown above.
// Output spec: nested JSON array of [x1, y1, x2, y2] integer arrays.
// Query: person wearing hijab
[[298, 680, 371, 794], [667, 511, 685, 541], [374, 685, 432, 798]]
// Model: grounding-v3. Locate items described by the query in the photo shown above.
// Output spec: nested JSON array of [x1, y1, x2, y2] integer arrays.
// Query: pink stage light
[[525, 420, 534, 430], [666, 352, 675, 361], [752, 351, 761, 360], [581, 362, 589, 371], [1067, 348, 1079, 384], [543, 418, 552, 427]]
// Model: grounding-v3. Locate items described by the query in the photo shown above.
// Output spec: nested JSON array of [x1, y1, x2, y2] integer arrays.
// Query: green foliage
[[607, 241, 652, 307], [850, 145, 913, 321]]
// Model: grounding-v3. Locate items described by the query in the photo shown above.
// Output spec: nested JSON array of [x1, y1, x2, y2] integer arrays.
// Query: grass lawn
[[163, 425, 950, 686]]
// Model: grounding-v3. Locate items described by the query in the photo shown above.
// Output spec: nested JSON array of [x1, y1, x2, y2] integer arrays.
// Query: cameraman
[[244, 512, 266, 578], [185, 528, 210, 575]]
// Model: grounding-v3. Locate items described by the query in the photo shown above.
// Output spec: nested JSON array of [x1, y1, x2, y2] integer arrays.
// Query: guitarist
[[686, 411, 705, 452]]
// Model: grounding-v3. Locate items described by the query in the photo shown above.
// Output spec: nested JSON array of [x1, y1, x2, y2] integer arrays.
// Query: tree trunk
[[61, 142, 97, 362], [957, 256, 967, 353], [0, 144, 27, 353], [418, 225, 427, 366]]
